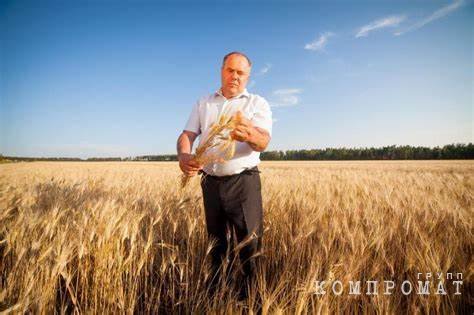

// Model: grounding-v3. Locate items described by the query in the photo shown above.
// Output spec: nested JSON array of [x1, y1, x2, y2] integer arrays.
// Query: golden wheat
[[0, 161, 472, 314], [180, 112, 241, 188]]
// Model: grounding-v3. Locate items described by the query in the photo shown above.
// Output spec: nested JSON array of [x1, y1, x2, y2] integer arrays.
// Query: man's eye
[[237, 71, 244, 76]]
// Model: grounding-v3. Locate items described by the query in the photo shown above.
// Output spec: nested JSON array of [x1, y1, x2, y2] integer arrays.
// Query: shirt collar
[[215, 88, 250, 99]]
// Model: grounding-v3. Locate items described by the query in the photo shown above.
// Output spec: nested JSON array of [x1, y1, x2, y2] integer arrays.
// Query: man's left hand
[[230, 111, 254, 142]]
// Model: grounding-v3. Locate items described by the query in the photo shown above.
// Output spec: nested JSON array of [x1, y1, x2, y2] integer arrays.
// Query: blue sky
[[1, 0, 472, 158]]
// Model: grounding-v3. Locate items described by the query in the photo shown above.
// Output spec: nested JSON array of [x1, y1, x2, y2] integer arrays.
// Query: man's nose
[[232, 72, 239, 80]]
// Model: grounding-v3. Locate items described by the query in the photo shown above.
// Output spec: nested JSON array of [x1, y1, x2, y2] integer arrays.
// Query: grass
[[0, 161, 472, 314]]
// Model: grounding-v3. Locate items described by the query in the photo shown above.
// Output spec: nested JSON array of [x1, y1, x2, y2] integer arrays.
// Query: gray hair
[[222, 51, 252, 68]]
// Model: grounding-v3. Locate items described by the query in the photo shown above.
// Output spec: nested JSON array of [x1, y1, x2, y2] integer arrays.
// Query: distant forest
[[1, 143, 472, 162]]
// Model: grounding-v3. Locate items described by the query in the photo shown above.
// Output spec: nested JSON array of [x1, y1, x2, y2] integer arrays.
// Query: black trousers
[[200, 166, 263, 289]]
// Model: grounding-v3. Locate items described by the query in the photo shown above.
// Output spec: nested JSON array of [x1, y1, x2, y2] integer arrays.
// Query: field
[[0, 161, 472, 314]]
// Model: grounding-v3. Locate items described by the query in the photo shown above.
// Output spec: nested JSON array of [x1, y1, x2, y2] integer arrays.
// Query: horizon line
[[1, 142, 472, 159]]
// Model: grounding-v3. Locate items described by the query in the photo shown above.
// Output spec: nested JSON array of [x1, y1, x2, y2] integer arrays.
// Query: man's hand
[[230, 111, 271, 152], [178, 153, 203, 176], [230, 111, 254, 142]]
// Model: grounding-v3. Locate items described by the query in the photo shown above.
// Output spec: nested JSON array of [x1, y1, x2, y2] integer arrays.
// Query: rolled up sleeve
[[251, 97, 272, 137], [183, 101, 201, 135]]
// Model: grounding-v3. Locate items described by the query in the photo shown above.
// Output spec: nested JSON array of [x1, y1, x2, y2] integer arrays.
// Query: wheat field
[[0, 161, 472, 314]]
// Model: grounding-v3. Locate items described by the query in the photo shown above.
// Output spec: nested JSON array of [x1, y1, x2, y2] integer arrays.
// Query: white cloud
[[248, 63, 271, 90], [258, 63, 272, 75], [273, 88, 302, 95], [270, 89, 303, 107], [304, 32, 334, 52], [355, 15, 405, 38], [394, 0, 464, 36]]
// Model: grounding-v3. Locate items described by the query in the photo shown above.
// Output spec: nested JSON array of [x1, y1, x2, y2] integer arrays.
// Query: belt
[[199, 166, 260, 180]]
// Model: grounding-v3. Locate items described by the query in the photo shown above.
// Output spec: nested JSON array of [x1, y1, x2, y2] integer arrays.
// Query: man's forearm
[[177, 133, 193, 157], [246, 127, 270, 152]]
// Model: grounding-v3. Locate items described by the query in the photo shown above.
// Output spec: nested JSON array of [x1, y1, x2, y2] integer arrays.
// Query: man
[[176, 52, 272, 297]]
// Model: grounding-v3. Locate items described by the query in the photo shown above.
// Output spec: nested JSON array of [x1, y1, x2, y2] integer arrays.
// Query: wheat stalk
[[180, 112, 242, 188], [0, 161, 471, 313]]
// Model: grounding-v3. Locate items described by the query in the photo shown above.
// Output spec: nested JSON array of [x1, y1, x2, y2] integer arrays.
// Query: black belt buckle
[[242, 166, 260, 175], [199, 166, 260, 178]]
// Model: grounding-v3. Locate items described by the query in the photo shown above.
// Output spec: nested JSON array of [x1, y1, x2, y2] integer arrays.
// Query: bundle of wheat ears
[[180, 111, 243, 188]]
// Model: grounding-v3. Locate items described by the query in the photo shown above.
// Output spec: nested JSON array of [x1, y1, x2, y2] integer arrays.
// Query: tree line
[[260, 143, 474, 160], [1, 143, 472, 162]]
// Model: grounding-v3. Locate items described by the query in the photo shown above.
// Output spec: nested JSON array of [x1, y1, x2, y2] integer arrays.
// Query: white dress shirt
[[183, 88, 272, 176]]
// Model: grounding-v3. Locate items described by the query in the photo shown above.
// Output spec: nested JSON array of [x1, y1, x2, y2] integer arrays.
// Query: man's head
[[220, 52, 252, 98]]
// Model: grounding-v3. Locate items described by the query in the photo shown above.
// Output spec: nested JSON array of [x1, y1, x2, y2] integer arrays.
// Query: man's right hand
[[178, 153, 203, 176]]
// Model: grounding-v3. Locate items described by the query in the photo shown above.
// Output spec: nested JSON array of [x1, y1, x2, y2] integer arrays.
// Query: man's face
[[221, 54, 251, 98]]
